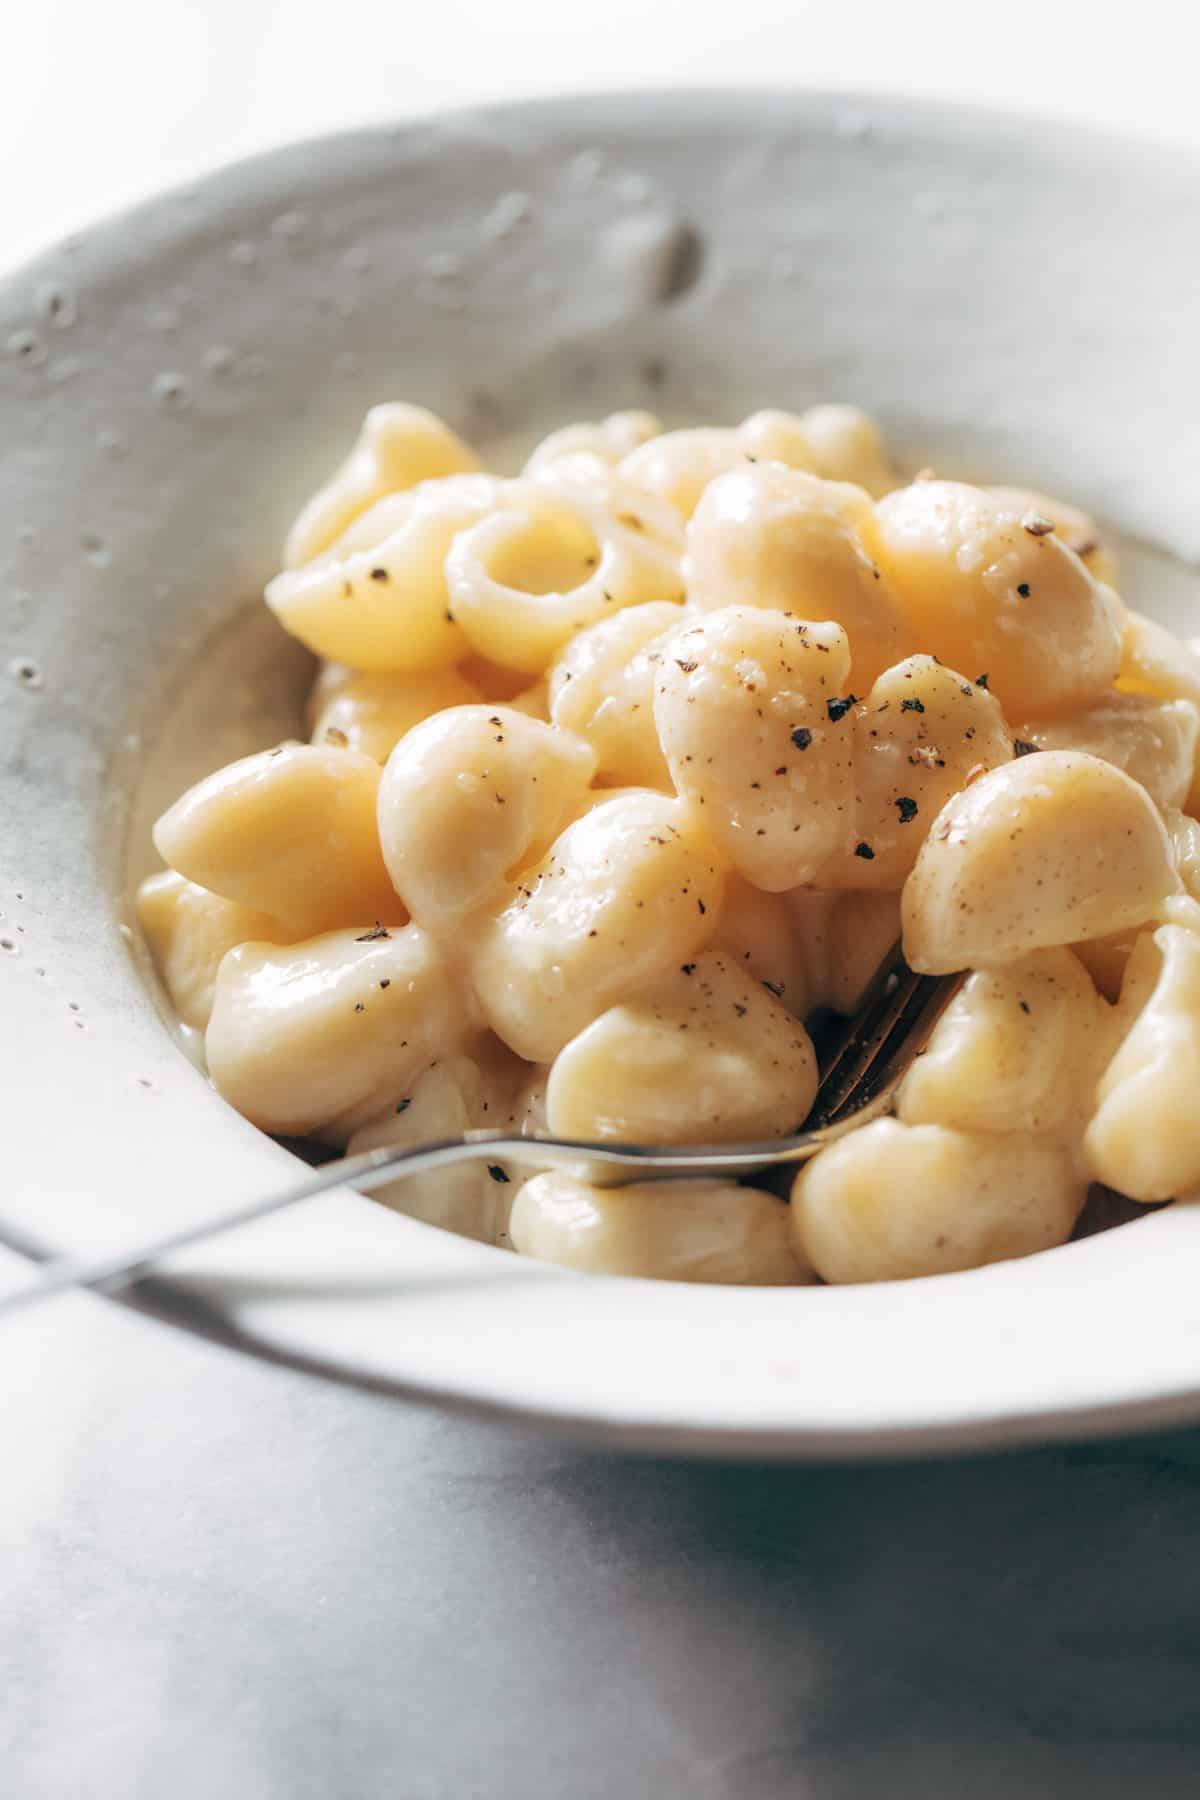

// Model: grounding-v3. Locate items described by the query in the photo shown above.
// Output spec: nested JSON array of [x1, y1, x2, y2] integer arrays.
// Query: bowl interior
[[3, 90, 1200, 1457]]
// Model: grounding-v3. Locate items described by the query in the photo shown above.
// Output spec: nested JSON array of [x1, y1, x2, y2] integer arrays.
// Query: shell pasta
[[140, 402, 1200, 1286]]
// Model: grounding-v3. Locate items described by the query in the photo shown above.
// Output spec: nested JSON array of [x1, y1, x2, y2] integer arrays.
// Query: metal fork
[[0, 948, 959, 1319]]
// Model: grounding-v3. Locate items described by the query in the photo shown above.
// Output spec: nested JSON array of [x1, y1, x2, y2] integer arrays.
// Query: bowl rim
[[5, 85, 1200, 1462], [6, 82, 1200, 285]]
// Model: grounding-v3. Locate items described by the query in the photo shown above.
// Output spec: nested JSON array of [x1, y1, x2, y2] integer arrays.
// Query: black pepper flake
[[354, 1002, 365, 1013], [369, 566, 389, 582], [379, 979, 391, 989], [791, 726, 813, 750], [975, 673, 990, 690], [1019, 999, 1031, 1014], [734, 1003, 747, 1017], [1017, 582, 1031, 597], [900, 697, 925, 714], [697, 899, 706, 915], [854, 841, 876, 860], [489, 715, 502, 725], [355, 923, 391, 942], [774, 766, 788, 776], [827, 695, 856, 722], [675, 658, 698, 673], [1013, 738, 1040, 758], [762, 979, 785, 998], [487, 1165, 511, 1184], [681, 962, 697, 975], [395, 1098, 410, 1115], [895, 796, 919, 823]]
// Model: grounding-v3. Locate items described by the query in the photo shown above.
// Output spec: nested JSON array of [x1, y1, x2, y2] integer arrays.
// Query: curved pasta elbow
[[901, 751, 1177, 973], [545, 951, 817, 1145], [1085, 925, 1200, 1201], [376, 706, 596, 932], [510, 1169, 812, 1284], [283, 402, 480, 568], [791, 1119, 1086, 1284], [206, 924, 479, 1141]]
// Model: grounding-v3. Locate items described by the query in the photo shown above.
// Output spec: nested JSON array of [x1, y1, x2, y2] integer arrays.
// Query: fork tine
[[810, 942, 910, 1096], [809, 946, 959, 1128]]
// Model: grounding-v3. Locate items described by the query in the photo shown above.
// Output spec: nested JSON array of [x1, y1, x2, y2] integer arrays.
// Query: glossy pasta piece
[[1013, 692, 1199, 813], [618, 405, 896, 520], [818, 890, 904, 1014], [1165, 810, 1200, 902], [1070, 928, 1144, 1003], [283, 402, 480, 567], [782, 404, 897, 498], [1117, 609, 1200, 712], [618, 426, 744, 520], [547, 600, 683, 788], [821, 655, 1014, 889], [308, 662, 483, 763], [779, 888, 906, 1016], [685, 464, 909, 686], [1085, 924, 1200, 1201], [710, 875, 815, 1016], [346, 1053, 526, 1243], [791, 1119, 1086, 1284], [872, 480, 1124, 718], [510, 1170, 811, 1284], [376, 706, 596, 931], [897, 949, 1108, 1139], [135, 870, 294, 1032], [508, 677, 551, 721], [654, 606, 856, 891], [986, 484, 1118, 588], [545, 951, 817, 1144], [267, 473, 503, 672], [902, 751, 1178, 973], [523, 411, 661, 473], [153, 743, 404, 939], [470, 791, 725, 1061], [206, 923, 478, 1140]]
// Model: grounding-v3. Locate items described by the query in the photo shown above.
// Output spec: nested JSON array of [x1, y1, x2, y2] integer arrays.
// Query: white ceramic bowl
[[3, 91, 1200, 1458]]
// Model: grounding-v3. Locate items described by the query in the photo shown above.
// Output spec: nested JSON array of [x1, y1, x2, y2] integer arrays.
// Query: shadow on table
[[525, 1426, 1200, 1796]]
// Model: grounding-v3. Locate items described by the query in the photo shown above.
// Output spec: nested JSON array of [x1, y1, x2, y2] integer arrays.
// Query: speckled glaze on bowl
[[3, 90, 1200, 1459]]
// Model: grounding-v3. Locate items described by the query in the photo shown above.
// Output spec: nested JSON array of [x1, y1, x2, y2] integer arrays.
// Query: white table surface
[[5, 5, 1200, 1794]]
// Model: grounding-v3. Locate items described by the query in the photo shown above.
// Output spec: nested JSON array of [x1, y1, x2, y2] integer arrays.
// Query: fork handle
[[0, 1109, 901, 1323]]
